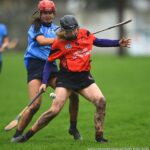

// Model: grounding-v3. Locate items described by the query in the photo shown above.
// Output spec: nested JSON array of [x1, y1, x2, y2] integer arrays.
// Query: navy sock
[[13, 129, 23, 138], [70, 121, 77, 129], [24, 129, 34, 140], [95, 131, 103, 139]]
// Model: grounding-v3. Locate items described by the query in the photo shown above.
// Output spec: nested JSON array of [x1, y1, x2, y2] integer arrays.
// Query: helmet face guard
[[60, 25, 78, 32], [60, 15, 79, 31], [59, 15, 79, 40]]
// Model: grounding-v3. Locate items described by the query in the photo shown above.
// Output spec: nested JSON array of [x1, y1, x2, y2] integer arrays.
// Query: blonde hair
[[56, 30, 66, 40]]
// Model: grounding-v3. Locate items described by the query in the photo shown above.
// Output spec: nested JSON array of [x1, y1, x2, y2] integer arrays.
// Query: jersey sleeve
[[90, 32, 96, 42], [42, 61, 53, 84], [2, 25, 8, 37], [85, 29, 96, 42], [93, 38, 120, 47], [28, 25, 43, 40]]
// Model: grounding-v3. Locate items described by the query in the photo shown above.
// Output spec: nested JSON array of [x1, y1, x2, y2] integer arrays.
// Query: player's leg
[[48, 76, 81, 140], [79, 83, 108, 143], [18, 87, 72, 142], [11, 79, 42, 141], [68, 92, 82, 140], [11, 58, 46, 142]]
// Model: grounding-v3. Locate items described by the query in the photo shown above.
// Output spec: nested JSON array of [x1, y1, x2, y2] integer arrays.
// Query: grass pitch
[[0, 52, 150, 150]]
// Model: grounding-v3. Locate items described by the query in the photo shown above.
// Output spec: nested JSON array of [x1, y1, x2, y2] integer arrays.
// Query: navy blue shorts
[[27, 58, 58, 83], [56, 68, 95, 91]]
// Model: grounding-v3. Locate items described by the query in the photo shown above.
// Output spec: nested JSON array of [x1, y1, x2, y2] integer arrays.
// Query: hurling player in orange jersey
[[18, 15, 131, 143], [11, 1, 81, 143]]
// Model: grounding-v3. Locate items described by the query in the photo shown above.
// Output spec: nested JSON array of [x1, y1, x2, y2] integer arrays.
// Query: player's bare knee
[[51, 106, 61, 116]]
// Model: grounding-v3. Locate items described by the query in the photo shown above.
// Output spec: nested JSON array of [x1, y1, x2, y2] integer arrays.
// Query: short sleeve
[[81, 28, 96, 42], [28, 25, 43, 40]]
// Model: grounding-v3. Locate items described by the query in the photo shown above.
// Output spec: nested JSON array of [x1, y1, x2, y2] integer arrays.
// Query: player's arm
[[0, 36, 9, 52], [119, 38, 131, 48], [40, 60, 54, 92], [93, 37, 131, 47], [42, 60, 55, 84], [42, 48, 63, 83], [28, 25, 54, 45], [39, 50, 64, 92], [36, 35, 54, 45], [40, 42, 64, 91]]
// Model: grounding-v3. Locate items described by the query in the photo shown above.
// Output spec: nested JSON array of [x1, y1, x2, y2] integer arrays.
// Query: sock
[[70, 121, 77, 129], [24, 129, 34, 140], [13, 129, 23, 138], [95, 131, 103, 139]]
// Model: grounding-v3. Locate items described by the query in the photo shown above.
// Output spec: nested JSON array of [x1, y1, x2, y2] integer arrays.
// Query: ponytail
[[32, 17, 42, 32]]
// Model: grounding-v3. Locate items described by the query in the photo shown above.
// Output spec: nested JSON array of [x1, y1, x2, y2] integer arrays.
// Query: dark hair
[[32, 17, 42, 32]]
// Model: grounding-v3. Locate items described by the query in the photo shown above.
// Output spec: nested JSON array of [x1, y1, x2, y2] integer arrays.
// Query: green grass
[[0, 52, 150, 149]]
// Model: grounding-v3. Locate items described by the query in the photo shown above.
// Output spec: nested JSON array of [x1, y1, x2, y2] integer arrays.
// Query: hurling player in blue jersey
[[0, 24, 17, 73], [11, 0, 81, 142], [0, 24, 9, 72]]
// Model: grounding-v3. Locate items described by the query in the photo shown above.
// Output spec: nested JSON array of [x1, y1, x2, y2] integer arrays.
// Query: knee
[[51, 106, 61, 116]]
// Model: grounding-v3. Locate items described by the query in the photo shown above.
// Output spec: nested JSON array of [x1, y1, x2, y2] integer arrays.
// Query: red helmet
[[38, 0, 56, 12]]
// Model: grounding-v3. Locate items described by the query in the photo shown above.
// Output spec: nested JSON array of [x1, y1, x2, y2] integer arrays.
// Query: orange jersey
[[48, 28, 96, 72]]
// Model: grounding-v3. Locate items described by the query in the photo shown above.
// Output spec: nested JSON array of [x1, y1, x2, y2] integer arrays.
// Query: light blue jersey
[[0, 24, 8, 62], [24, 23, 59, 69]]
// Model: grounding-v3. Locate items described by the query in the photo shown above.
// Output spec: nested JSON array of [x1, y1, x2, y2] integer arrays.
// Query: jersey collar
[[42, 22, 52, 27]]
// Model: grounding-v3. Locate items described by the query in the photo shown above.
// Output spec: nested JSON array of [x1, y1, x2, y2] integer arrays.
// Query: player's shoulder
[[51, 23, 59, 28], [79, 28, 88, 33], [52, 37, 66, 49], [79, 28, 93, 37], [28, 24, 43, 35], [28, 25, 35, 32], [51, 23, 60, 31], [0, 24, 7, 30], [53, 37, 64, 45]]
